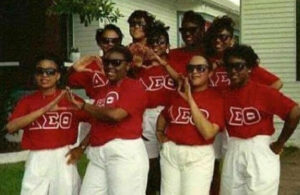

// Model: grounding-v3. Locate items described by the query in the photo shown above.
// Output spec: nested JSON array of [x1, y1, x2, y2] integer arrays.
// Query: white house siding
[[175, 0, 240, 26], [73, 15, 100, 56], [241, 0, 300, 147], [111, 0, 177, 48], [73, 0, 178, 56], [73, 0, 240, 56]]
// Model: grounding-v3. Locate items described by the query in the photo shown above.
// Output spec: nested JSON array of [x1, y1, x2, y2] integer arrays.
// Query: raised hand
[[132, 55, 144, 68], [177, 77, 192, 102], [66, 87, 84, 110], [6, 90, 67, 133], [152, 51, 167, 67], [44, 90, 66, 112], [72, 55, 103, 73]]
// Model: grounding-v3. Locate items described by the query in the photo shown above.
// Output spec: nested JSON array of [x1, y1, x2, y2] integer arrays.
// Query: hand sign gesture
[[177, 77, 192, 102], [66, 87, 84, 110], [6, 90, 67, 133], [151, 51, 168, 67], [72, 55, 103, 73], [44, 90, 66, 112]]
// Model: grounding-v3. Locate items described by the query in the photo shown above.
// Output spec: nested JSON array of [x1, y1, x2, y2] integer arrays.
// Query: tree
[[47, 0, 122, 26]]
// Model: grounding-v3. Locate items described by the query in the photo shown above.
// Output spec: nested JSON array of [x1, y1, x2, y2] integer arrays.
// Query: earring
[[166, 48, 170, 54]]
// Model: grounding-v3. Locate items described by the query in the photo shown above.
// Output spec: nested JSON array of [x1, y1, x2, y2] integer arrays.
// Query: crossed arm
[[6, 91, 66, 133], [67, 88, 128, 123]]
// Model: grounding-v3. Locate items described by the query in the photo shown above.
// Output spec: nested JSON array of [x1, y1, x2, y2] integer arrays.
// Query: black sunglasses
[[215, 34, 232, 42], [103, 59, 127, 67], [179, 27, 199, 34], [149, 38, 167, 46], [100, 37, 120, 45], [226, 62, 247, 72], [35, 67, 58, 76], [129, 21, 146, 28], [186, 64, 209, 73]]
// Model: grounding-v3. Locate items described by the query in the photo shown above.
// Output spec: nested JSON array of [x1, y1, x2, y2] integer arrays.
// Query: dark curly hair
[[204, 16, 235, 57], [104, 45, 133, 62], [223, 44, 260, 69], [147, 20, 170, 46], [182, 10, 205, 31], [95, 24, 123, 46], [34, 53, 63, 72], [128, 10, 155, 38], [32, 53, 66, 88]]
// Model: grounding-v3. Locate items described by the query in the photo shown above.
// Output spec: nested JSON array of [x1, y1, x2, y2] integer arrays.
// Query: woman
[[127, 10, 156, 73], [156, 55, 225, 195], [128, 10, 154, 47], [136, 23, 176, 195], [220, 45, 300, 195], [205, 16, 282, 91], [205, 17, 283, 194], [68, 45, 149, 195], [6, 54, 87, 195], [168, 10, 206, 75], [68, 24, 123, 98]]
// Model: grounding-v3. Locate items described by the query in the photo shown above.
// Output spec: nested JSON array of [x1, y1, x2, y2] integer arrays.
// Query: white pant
[[213, 130, 229, 159], [160, 141, 215, 195], [220, 135, 280, 195], [142, 107, 164, 159], [21, 146, 81, 195], [80, 138, 149, 195]]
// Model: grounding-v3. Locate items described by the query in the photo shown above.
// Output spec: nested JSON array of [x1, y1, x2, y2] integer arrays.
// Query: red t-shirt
[[68, 59, 108, 98], [223, 80, 297, 139], [9, 90, 88, 150], [89, 78, 148, 146], [168, 47, 205, 75], [137, 65, 176, 108], [162, 88, 225, 145]]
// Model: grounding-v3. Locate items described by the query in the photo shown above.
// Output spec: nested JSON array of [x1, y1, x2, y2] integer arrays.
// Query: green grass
[[1, 146, 298, 195], [281, 146, 299, 157], [0, 161, 24, 194], [0, 155, 89, 195]]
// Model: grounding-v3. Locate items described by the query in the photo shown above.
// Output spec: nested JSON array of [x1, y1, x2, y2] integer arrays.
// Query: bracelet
[[156, 129, 165, 133], [81, 102, 86, 110]]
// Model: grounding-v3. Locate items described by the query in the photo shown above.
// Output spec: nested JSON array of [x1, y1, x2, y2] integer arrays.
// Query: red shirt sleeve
[[68, 68, 93, 89], [9, 96, 30, 121], [261, 87, 297, 120], [250, 66, 279, 86]]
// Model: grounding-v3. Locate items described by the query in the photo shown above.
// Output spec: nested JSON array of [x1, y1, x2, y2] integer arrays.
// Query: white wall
[[73, 0, 178, 56], [175, 0, 240, 27], [73, 0, 240, 56], [73, 16, 100, 56], [241, 0, 300, 147]]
